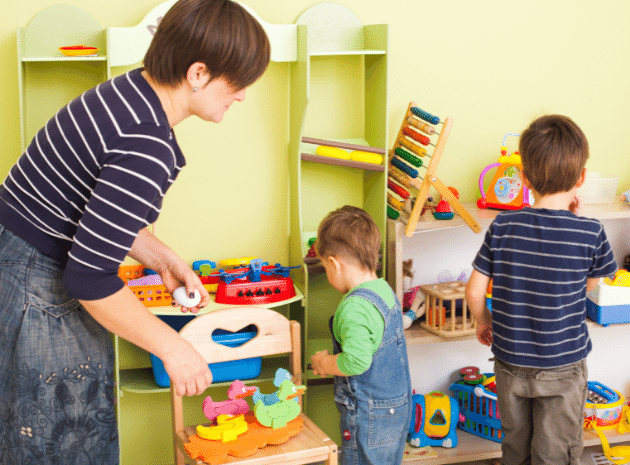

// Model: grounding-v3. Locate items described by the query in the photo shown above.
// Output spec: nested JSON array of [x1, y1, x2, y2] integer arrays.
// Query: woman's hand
[[162, 338, 213, 396], [158, 258, 210, 313]]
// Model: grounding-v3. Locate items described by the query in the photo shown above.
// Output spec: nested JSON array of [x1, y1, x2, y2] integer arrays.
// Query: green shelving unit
[[288, 3, 389, 443]]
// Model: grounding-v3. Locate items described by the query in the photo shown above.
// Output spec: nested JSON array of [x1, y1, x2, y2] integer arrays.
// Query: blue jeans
[[0, 224, 119, 465]]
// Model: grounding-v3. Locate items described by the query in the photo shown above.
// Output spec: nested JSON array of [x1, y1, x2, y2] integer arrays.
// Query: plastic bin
[[150, 316, 262, 387], [586, 281, 630, 326], [577, 172, 618, 205], [450, 373, 503, 443]]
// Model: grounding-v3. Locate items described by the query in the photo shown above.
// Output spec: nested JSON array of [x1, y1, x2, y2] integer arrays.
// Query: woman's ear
[[186, 62, 210, 90], [576, 168, 587, 188]]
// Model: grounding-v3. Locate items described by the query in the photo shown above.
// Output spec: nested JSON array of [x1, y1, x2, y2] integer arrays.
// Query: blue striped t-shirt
[[473, 208, 617, 368], [0, 68, 184, 300]]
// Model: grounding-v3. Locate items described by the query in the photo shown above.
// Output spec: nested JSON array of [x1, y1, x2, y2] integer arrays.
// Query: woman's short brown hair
[[316, 206, 381, 272], [144, 0, 270, 90], [519, 114, 589, 196]]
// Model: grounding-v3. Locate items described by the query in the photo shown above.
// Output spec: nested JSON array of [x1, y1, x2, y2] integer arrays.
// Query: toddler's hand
[[476, 325, 493, 347], [311, 350, 329, 377]]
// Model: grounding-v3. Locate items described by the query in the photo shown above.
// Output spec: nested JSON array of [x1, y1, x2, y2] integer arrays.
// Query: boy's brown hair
[[519, 114, 589, 196], [316, 206, 381, 272], [144, 0, 270, 90]]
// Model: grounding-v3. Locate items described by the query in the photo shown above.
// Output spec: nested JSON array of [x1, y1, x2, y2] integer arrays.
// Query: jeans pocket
[[368, 394, 409, 446], [27, 263, 80, 318], [535, 361, 585, 381]]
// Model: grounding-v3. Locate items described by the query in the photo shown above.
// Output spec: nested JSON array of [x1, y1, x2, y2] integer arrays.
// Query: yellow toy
[[316, 145, 351, 159], [196, 414, 248, 442], [408, 392, 460, 448], [604, 269, 630, 287]]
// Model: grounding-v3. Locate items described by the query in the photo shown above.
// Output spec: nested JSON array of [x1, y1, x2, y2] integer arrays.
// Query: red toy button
[[343, 430, 351, 441]]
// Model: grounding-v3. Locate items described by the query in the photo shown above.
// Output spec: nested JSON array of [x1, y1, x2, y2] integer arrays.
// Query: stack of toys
[[449, 366, 503, 443], [184, 369, 307, 465]]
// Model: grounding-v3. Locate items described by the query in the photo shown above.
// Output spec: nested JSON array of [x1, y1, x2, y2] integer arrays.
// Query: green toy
[[253, 380, 306, 429]]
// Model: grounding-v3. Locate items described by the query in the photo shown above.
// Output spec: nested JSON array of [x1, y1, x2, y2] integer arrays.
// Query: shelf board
[[394, 201, 630, 235], [405, 317, 627, 346], [402, 428, 630, 464], [310, 50, 386, 56], [21, 56, 107, 62], [119, 357, 289, 394], [146, 283, 303, 316]]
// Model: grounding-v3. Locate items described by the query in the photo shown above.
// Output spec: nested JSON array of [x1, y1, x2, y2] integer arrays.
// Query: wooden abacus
[[387, 102, 482, 237]]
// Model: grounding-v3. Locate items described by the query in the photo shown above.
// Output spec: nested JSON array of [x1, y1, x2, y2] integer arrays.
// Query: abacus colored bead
[[395, 147, 423, 167], [388, 179, 410, 199], [410, 106, 440, 125], [403, 127, 431, 146], [391, 157, 418, 178]]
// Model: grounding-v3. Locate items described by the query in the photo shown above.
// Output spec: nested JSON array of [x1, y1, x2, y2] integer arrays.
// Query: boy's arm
[[587, 277, 600, 293], [311, 350, 346, 377], [466, 269, 493, 346]]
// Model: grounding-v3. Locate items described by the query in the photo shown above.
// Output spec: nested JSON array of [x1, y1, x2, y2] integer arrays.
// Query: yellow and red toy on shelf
[[477, 133, 531, 211]]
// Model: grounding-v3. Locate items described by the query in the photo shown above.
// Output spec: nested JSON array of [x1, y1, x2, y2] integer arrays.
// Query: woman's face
[[192, 76, 246, 123]]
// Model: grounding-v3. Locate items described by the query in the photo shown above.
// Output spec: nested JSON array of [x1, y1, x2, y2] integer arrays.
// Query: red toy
[[202, 259, 298, 305]]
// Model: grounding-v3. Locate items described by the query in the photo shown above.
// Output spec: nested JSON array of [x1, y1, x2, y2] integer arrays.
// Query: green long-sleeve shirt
[[333, 278, 395, 376]]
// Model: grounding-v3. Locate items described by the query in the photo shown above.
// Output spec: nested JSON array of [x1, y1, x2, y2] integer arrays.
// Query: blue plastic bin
[[150, 316, 262, 387], [450, 373, 502, 443]]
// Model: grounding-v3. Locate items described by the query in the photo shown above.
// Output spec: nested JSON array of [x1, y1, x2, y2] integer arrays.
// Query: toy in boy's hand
[[172, 286, 201, 307], [620, 189, 630, 203], [202, 380, 257, 422]]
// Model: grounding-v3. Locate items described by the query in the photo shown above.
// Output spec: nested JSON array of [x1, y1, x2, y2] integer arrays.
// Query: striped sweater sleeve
[[63, 123, 175, 300]]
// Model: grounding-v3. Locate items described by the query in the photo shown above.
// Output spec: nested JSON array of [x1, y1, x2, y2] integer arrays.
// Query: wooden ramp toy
[[387, 102, 482, 237]]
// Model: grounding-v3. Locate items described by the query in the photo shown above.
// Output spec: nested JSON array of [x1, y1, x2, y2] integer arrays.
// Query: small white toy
[[172, 286, 201, 307]]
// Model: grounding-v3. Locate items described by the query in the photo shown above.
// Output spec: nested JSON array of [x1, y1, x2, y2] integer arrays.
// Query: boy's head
[[519, 114, 589, 196], [316, 206, 381, 272]]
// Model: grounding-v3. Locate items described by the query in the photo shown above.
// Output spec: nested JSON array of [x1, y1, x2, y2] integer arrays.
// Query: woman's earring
[[192, 86, 198, 92]]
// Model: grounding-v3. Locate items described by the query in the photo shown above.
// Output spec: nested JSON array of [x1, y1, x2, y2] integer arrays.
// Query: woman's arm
[[79, 285, 213, 396], [128, 228, 210, 312]]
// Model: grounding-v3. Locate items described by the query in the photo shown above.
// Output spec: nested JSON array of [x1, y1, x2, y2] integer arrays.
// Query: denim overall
[[0, 225, 119, 465], [330, 287, 412, 465]]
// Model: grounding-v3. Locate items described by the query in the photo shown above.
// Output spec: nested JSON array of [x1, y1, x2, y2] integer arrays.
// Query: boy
[[310, 206, 412, 465], [466, 114, 618, 465]]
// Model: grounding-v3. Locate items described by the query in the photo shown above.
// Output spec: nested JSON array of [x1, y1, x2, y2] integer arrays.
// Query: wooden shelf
[[119, 357, 289, 394], [394, 201, 630, 235], [310, 50, 386, 56], [405, 313, 629, 346], [402, 428, 630, 464], [21, 56, 107, 62], [145, 283, 304, 316]]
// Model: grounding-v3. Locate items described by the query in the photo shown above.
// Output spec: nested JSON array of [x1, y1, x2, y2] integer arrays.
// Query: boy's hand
[[476, 323, 493, 346], [311, 350, 330, 377]]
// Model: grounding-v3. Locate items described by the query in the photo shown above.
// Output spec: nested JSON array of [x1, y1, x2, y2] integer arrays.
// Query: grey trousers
[[494, 358, 588, 465]]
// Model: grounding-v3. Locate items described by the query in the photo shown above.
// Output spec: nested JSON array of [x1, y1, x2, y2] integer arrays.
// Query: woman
[[0, 0, 270, 463]]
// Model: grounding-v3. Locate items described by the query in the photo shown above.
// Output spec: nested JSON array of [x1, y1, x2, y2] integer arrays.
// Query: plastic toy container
[[576, 172, 618, 205], [586, 282, 630, 326], [150, 316, 262, 387], [450, 373, 502, 443], [584, 381, 626, 429]]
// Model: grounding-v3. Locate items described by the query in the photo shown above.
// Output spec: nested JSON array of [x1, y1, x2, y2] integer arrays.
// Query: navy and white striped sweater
[[473, 207, 617, 368], [0, 68, 185, 300]]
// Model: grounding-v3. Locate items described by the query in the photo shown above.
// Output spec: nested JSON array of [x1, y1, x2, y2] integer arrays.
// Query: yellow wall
[[2, 0, 630, 265]]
